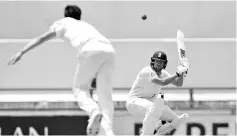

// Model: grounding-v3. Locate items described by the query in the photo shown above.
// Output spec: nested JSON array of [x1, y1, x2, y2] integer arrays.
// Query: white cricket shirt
[[128, 66, 169, 99], [50, 17, 111, 52]]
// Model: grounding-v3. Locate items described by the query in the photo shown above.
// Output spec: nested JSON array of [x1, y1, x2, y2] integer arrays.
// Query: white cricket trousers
[[126, 97, 178, 120], [73, 40, 116, 135], [126, 97, 179, 134]]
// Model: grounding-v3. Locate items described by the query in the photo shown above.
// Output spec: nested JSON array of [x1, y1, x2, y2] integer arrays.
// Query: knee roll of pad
[[171, 118, 181, 128], [171, 113, 189, 128]]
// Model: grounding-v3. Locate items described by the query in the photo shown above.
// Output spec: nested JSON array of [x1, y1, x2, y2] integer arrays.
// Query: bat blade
[[177, 30, 189, 76], [177, 30, 186, 60]]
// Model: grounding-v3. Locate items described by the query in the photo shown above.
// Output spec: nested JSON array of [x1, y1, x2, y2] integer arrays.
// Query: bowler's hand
[[8, 52, 23, 65]]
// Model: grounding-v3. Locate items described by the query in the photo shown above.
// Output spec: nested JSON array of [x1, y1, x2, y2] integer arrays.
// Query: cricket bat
[[177, 30, 189, 76]]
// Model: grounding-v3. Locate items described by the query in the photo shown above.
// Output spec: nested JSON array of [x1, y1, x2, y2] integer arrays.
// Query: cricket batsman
[[126, 31, 190, 135]]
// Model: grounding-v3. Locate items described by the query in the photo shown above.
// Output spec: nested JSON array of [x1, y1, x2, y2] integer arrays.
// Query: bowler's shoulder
[[53, 17, 79, 24], [51, 18, 66, 27]]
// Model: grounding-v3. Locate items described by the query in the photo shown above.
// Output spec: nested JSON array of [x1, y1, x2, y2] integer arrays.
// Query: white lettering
[[29, 127, 48, 136], [14, 127, 24, 136], [44, 127, 48, 136], [29, 127, 39, 136], [0, 126, 48, 136]]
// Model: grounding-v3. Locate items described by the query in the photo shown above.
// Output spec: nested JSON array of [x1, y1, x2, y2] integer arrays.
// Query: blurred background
[[0, 1, 236, 136]]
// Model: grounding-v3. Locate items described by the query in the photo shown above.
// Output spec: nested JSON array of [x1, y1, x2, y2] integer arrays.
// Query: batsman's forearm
[[174, 75, 184, 87], [162, 74, 179, 86]]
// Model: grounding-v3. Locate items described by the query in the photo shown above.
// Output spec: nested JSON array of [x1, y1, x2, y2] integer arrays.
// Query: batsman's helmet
[[150, 51, 168, 69]]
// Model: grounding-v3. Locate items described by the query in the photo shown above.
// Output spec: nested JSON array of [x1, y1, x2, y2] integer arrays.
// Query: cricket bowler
[[8, 5, 116, 136]]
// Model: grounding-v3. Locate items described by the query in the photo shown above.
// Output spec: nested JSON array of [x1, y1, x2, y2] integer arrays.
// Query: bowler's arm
[[20, 29, 56, 55]]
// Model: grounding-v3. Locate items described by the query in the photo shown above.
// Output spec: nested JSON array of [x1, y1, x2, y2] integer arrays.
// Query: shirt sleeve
[[49, 19, 65, 38]]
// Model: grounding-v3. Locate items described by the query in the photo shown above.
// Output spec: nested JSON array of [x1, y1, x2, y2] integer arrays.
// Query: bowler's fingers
[[7, 56, 16, 65]]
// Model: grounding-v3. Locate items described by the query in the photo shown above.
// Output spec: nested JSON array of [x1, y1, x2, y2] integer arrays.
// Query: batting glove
[[176, 65, 188, 77], [180, 58, 190, 69]]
